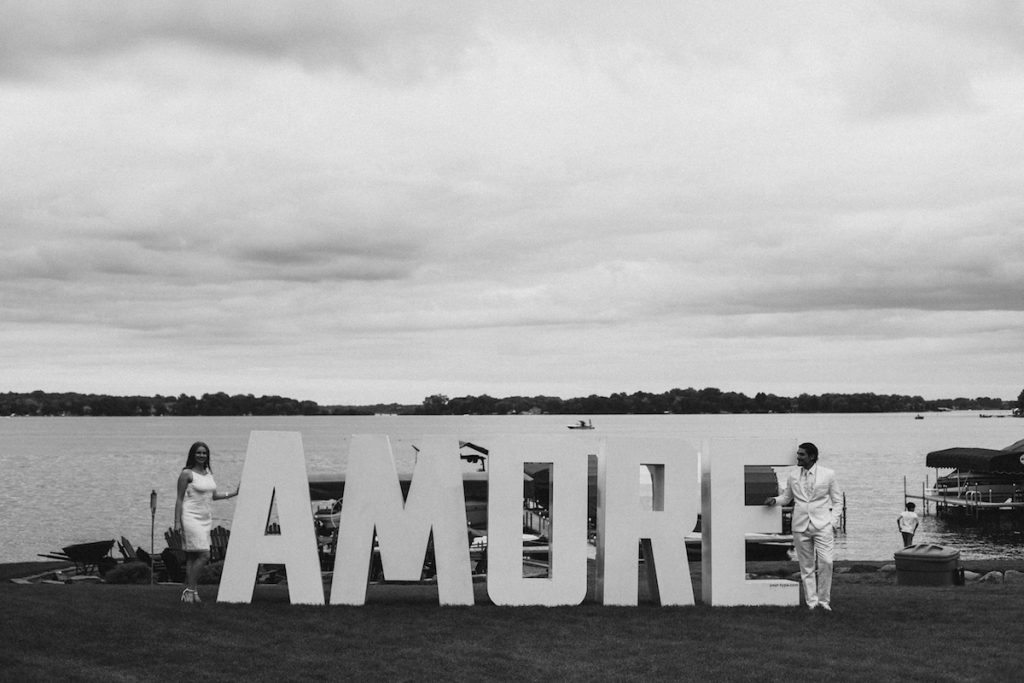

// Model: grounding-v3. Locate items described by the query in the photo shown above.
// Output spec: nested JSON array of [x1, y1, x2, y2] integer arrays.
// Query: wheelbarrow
[[39, 539, 116, 575]]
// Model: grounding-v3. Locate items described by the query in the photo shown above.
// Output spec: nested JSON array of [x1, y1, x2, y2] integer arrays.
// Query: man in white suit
[[765, 442, 842, 611]]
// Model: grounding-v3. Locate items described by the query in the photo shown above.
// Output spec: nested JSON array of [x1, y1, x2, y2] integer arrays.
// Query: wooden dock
[[903, 476, 1024, 518]]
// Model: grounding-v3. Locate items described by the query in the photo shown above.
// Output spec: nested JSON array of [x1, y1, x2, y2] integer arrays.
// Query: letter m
[[329, 434, 473, 605]]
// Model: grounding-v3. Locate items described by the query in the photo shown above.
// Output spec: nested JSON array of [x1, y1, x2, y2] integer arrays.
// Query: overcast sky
[[2, 2, 1022, 406]]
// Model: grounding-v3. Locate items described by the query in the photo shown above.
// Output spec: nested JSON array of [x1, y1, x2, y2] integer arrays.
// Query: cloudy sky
[[2, 2, 1022, 406]]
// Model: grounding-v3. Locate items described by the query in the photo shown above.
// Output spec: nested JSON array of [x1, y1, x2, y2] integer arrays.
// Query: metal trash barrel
[[894, 543, 960, 586]]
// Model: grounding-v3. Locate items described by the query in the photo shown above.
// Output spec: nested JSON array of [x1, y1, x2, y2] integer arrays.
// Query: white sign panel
[[596, 436, 698, 606], [218, 431, 324, 604], [701, 438, 799, 606], [218, 431, 800, 607], [486, 434, 590, 606], [330, 434, 474, 605]]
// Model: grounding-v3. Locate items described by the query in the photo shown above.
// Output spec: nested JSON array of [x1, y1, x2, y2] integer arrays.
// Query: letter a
[[218, 431, 324, 604]]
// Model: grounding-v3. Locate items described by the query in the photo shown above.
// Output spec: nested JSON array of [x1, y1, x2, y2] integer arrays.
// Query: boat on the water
[[567, 419, 594, 430]]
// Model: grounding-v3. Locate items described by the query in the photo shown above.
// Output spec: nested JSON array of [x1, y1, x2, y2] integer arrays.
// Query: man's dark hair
[[799, 442, 819, 462]]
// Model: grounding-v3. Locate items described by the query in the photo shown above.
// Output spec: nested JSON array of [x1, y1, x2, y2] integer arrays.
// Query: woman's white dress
[[181, 470, 216, 551]]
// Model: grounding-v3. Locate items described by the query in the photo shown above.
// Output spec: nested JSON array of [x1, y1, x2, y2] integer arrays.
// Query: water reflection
[[920, 516, 1024, 560]]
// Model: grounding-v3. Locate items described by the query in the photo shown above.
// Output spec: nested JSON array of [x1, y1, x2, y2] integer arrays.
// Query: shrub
[[199, 561, 223, 584], [104, 561, 152, 585]]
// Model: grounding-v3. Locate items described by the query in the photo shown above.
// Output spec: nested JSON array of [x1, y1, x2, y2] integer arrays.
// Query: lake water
[[2, 412, 1022, 563]]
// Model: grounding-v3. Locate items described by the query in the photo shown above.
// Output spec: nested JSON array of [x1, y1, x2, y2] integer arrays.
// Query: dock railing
[[905, 474, 1024, 519], [523, 507, 551, 538]]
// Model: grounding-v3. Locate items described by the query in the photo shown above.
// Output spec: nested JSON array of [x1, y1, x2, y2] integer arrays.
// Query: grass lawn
[[3, 560, 1023, 681]]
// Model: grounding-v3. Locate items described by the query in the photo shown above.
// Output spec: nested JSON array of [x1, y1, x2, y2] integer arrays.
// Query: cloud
[[1, 2, 1023, 403], [0, 1, 486, 78]]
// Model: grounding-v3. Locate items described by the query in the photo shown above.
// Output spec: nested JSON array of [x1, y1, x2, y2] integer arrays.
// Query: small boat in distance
[[567, 419, 594, 430], [915, 414, 924, 420]]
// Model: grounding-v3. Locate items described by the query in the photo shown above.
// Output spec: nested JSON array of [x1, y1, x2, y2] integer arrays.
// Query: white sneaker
[[820, 603, 832, 612]]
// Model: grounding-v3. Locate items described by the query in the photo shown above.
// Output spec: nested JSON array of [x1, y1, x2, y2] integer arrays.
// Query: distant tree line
[[1, 387, 1016, 417], [0, 391, 329, 417], [413, 388, 1014, 416]]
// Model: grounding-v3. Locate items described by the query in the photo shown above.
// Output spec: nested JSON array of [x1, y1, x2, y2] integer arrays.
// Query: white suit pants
[[793, 525, 834, 607]]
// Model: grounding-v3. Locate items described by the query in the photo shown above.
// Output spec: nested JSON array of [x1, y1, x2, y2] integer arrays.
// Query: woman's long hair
[[184, 441, 213, 472]]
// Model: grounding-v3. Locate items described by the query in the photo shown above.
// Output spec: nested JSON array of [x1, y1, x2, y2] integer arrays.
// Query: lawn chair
[[161, 527, 187, 582], [121, 535, 166, 580], [164, 526, 184, 551], [118, 536, 139, 562], [210, 526, 230, 562], [159, 547, 185, 582], [166, 525, 232, 561]]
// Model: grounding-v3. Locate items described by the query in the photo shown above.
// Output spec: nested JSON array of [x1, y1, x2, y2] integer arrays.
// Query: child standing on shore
[[898, 502, 919, 547]]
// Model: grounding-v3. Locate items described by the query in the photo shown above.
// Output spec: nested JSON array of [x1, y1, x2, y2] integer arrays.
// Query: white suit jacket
[[772, 464, 842, 532]]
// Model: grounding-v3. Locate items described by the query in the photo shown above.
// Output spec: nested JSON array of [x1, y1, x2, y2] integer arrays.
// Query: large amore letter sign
[[218, 431, 799, 606]]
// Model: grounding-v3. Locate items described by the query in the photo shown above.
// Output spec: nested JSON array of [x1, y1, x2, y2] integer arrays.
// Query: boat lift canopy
[[925, 447, 1024, 473]]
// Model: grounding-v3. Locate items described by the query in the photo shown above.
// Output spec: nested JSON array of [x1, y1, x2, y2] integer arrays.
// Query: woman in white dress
[[174, 441, 238, 603]]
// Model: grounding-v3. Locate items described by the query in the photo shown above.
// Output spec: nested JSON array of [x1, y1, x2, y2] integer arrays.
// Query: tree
[[419, 394, 450, 414]]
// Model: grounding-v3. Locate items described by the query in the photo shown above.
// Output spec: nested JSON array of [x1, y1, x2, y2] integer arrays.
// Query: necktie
[[802, 468, 813, 495]]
